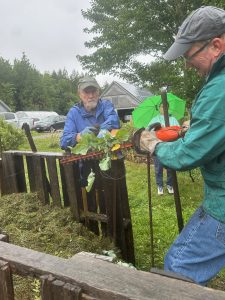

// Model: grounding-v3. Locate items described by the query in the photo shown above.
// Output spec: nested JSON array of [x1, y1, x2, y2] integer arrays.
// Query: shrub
[[0, 119, 25, 154]]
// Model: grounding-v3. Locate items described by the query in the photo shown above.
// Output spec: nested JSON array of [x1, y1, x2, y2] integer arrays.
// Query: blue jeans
[[153, 156, 173, 187], [164, 206, 225, 285]]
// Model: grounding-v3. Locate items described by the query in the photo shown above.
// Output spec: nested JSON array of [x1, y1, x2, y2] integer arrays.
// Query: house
[[101, 81, 153, 122], [0, 100, 11, 112]]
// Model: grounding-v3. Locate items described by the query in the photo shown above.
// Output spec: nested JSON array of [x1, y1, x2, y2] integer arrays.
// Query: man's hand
[[97, 129, 109, 138], [140, 130, 161, 154], [80, 126, 99, 136], [133, 128, 161, 155]]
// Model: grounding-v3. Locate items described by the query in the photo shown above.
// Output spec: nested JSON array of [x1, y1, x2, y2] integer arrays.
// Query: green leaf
[[86, 170, 95, 192], [99, 155, 111, 171], [73, 143, 89, 155], [115, 128, 130, 142]]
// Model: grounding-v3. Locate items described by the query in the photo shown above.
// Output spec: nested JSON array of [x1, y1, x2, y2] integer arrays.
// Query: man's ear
[[211, 38, 225, 57]]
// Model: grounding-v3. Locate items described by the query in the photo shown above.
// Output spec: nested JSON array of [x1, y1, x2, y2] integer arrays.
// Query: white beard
[[84, 99, 98, 112]]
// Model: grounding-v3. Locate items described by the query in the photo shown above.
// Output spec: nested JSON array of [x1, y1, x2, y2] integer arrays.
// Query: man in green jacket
[[136, 6, 225, 285]]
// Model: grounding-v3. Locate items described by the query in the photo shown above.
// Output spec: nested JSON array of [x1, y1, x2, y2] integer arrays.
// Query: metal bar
[[147, 153, 154, 268], [161, 90, 184, 232]]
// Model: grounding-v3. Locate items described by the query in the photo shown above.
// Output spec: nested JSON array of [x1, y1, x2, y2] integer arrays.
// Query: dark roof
[[117, 82, 153, 102]]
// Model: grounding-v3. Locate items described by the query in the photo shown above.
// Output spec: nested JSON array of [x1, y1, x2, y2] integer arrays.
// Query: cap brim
[[79, 82, 100, 90], [163, 42, 192, 60]]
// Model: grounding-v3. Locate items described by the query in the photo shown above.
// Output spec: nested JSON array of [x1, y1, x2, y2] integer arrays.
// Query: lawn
[[16, 131, 225, 291]]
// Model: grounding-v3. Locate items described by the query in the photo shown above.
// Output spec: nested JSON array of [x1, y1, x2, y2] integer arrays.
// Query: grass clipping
[[0, 193, 114, 299], [0, 193, 113, 257]]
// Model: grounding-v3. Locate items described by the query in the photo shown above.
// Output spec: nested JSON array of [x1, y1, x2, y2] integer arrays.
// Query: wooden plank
[[72, 163, 86, 214], [40, 274, 55, 300], [80, 161, 99, 235], [33, 156, 49, 204], [0, 242, 225, 300], [0, 260, 14, 300], [114, 159, 135, 264], [63, 164, 80, 221], [46, 157, 62, 207], [14, 155, 27, 193], [93, 161, 107, 236], [101, 169, 114, 238], [51, 279, 65, 300], [26, 156, 37, 192], [63, 282, 82, 300], [80, 211, 107, 223], [59, 163, 70, 207], [1, 153, 18, 195]]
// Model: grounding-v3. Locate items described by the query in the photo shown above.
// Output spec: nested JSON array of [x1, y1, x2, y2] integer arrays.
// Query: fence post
[[0, 260, 14, 300], [1, 153, 18, 195]]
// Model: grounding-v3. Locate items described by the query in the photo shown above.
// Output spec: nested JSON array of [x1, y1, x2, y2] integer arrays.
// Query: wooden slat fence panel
[[1, 151, 134, 263]]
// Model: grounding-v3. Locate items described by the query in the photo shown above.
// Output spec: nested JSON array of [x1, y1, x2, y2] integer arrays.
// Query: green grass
[[19, 131, 63, 152], [13, 133, 225, 290], [125, 161, 203, 270]]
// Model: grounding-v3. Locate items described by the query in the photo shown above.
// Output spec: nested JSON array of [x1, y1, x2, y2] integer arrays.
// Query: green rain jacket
[[155, 53, 225, 223]]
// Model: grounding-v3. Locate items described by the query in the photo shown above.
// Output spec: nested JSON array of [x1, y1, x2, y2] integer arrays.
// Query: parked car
[[0, 112, 19, 128], [33, 115, 66, 132], [16, 111, 58, 130]]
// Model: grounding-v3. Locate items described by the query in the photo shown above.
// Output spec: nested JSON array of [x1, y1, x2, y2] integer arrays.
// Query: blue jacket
[[60, 99, 120, 149], [155, 54, 225, 222]]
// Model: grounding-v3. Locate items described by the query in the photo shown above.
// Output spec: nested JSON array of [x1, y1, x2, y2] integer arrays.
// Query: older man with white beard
[[60, 76, 120, 149]]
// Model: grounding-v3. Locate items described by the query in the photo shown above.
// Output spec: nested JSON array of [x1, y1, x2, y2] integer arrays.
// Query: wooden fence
[[0, 238, 224, 299], [0, 150, 134, 264]]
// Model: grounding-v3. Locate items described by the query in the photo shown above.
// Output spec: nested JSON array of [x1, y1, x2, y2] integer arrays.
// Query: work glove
[[133, 128, 161, 155], [97, 129, 109, 138], [80, 126, 99, 136]]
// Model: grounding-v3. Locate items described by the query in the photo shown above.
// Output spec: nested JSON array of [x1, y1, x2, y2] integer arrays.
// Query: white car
[[16, 111, 58, 129], [0, 112, 19, 128]]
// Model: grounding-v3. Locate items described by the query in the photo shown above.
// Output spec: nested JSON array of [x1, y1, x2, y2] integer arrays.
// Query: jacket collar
[[206, 53, 225, 82]]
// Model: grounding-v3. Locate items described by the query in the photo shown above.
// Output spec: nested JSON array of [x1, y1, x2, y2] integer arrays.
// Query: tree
[[78, 1, 203, 73], [45, 69, 80, 115], [78, 1, 224, 103], [0, 58, 15, 109], [12, 53, 47, 110]]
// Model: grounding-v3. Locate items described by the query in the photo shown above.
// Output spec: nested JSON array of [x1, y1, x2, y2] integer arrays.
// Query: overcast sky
[[0, 0, 118, 84]]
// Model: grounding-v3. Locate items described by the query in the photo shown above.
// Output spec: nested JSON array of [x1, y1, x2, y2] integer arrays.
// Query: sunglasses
[[183, 39, 212, 62]]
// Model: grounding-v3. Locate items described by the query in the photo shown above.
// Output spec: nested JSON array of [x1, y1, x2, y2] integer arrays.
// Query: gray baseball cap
[[164, 6, 225, 60], [78, 76, 100, 90]]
